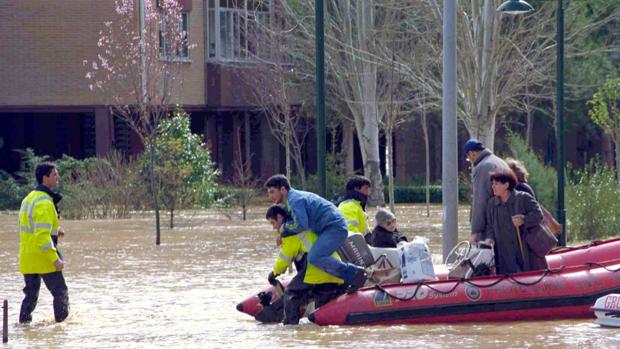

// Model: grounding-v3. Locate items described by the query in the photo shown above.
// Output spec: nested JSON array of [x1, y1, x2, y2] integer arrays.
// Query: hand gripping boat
[[238, 236, 620, 325]]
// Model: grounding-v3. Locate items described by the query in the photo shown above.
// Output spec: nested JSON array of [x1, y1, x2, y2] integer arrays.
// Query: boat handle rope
[[373, 265, 572, 301], [585, 262, 620, 273]]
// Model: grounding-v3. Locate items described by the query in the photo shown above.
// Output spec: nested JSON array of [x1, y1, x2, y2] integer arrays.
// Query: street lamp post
[[316, 0, 326, 198], [497, 0, 566, 246], [441, 0, 458, 261]]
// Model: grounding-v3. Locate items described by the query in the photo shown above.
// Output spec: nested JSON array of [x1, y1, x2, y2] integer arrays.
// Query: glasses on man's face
[[386, 219, 396, 225]]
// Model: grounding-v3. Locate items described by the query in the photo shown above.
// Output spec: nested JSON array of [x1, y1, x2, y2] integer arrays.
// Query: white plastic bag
[[399, 236, 437, 283]]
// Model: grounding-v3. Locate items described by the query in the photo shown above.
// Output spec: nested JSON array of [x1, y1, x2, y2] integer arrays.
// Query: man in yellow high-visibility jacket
[[338, 175, 371, 236], [266, 205, 343, 325], [18, 162, 69, 323]]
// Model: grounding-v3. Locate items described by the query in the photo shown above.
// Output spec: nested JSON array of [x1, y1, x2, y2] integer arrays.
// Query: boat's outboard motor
[[338, 233, 375, 267]]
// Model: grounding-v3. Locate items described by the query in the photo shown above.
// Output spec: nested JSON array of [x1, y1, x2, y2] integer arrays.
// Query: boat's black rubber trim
[[345, 286, 620, 324]]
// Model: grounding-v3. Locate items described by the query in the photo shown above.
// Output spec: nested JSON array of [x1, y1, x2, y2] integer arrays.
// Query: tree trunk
[[473, 117, 496, 151], [149, 139, 161, 245], [386, 125, 395, 212], [285, 109, 291, 180], [602, 133, 615, 167], [169, 208, 174, 229], [343, 125, 354, 174], [526, 109, 534, 149], [614, 133, 620, 187], [292, 148, 306, 190], [244, 112, 251, 169], [422, 106, 430, 217], [360, 116, 384, 206]]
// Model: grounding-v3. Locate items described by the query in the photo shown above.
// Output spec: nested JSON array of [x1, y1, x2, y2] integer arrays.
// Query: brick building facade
[[0, 0, 611, 185]]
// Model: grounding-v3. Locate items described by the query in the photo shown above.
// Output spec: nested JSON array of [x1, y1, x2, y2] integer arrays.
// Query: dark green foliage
[[0, 170, 26, 210], [297, 153, 347, 202], [0, 148, 145, 218], [386, 184, 469, 204], [506, 132, 557, 212], [142, 108, 220, 216], [0, 148, 47, 210]]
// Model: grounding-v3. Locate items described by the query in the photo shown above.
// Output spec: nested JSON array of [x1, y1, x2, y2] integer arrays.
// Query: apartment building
[[0, 0, 295, 179], [6, 0, 595, 185]]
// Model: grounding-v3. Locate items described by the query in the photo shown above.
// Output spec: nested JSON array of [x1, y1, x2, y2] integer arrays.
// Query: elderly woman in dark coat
[[483, 169, 546, 274]]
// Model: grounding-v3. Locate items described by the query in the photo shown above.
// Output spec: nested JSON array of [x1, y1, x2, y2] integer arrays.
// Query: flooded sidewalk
[[0, 205, 616, 348]]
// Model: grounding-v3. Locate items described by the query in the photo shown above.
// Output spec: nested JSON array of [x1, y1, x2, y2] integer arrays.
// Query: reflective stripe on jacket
[[19, 190, 60, 274], [338, 199, 367, 234], [273, 231, 344, 285]]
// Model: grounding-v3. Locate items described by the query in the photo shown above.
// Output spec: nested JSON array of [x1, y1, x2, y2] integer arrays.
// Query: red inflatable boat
[[237, 237, 620, 325]]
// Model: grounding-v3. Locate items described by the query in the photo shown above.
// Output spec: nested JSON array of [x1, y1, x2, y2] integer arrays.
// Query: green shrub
[[506, 132, 557, 211], [0, 170, 27, 210], [566, 160, 620, 241], [1, 148, 56, 211], [2, 148, 146, 219], [140, 108, 220, 225], [386, 184, 469, 204], [298, 153, 347, 202], [56, 151, 146, 219]]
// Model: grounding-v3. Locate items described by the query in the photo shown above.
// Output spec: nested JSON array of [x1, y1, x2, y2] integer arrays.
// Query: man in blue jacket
[[265, 174, 367, 291]]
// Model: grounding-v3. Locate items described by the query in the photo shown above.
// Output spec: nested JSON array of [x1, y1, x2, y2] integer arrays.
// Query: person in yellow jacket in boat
[[337, 175, 371, 236], [266, 205, 344, 325], [18, 162, 69, 323]]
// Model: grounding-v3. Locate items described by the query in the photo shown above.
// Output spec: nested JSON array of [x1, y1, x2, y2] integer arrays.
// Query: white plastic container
[[398, 236, 437, 283]]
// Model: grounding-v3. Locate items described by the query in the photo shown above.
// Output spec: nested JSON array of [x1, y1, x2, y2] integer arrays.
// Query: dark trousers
[[19, 272, 69, 323], [283, 281, 341, 325]]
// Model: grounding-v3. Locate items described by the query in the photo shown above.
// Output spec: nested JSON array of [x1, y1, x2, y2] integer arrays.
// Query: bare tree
[[280, 0, 418, 206], [232, 128, 259, 221], [391, 0, 619, 149], [216, 1, 311, 188], [85, 0, 190, 244]]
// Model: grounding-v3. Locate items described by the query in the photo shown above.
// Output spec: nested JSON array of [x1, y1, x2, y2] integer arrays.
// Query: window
[[159, 12, 190, 60], [207, 0, 271, 61]]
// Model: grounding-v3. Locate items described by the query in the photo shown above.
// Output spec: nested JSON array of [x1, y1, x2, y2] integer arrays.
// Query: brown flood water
[[1, 204, 619, 348]]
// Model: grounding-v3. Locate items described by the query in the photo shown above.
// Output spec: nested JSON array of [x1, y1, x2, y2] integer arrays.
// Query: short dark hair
[[35, 162, 57, 184], [266, 204, 287, 220], [490, 168, 518, 191], [264, 174, 290, 190], [345, 175, 371, 191]]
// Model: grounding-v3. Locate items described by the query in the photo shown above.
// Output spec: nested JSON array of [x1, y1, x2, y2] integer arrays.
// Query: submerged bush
[[56, 151, 146, 219], [140, 108, 219, 227], [0, 170, 26, 210], [566, 160, 620, 241]]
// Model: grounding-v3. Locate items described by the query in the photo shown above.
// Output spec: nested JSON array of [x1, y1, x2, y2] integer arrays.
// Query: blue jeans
[[308, 223, 358, 283]]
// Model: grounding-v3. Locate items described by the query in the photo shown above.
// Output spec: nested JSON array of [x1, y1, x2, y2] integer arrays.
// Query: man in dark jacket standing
[[463, 139, 509, 243]]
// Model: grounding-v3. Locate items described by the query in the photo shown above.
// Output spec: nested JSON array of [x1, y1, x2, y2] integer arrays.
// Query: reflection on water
[[1, 205, 619, 348]]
